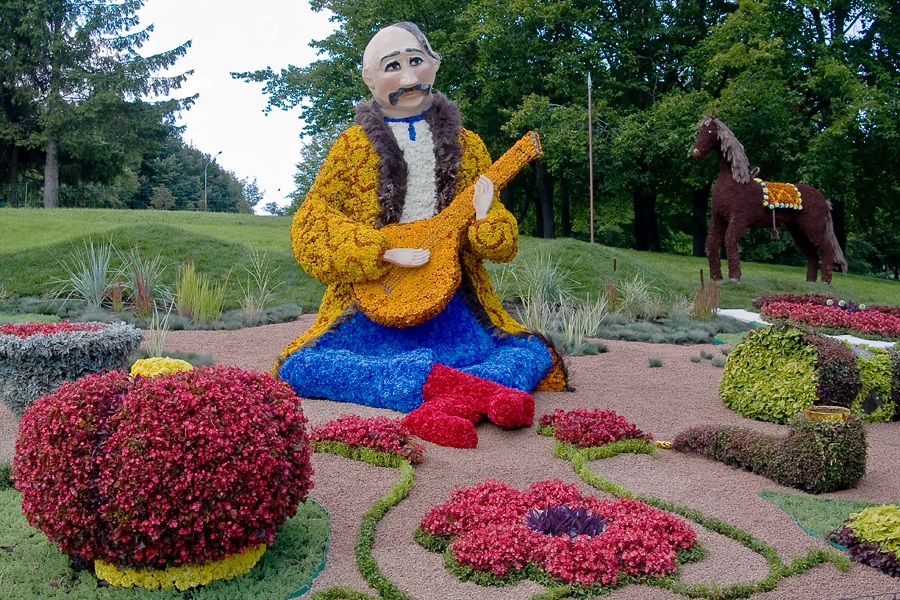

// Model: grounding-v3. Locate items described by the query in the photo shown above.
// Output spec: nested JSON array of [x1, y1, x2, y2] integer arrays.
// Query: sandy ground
[[2, 316, 898, 599]]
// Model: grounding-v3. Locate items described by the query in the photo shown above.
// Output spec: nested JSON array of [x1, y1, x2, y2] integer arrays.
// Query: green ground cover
[[0, 490, 329, 600]]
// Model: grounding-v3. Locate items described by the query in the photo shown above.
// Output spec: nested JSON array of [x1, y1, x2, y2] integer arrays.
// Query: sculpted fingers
[[473, 175, 494, 220]]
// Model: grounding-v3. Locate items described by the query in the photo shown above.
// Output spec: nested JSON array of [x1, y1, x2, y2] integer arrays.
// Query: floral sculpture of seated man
[[274, 21, 567, 448]]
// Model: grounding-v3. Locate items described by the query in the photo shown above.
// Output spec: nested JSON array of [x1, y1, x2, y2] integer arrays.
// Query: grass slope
[[1, 208, 897, 313]]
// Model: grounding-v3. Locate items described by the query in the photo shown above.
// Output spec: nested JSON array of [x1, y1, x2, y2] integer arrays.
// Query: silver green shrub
[[0, 322, 143, 418]]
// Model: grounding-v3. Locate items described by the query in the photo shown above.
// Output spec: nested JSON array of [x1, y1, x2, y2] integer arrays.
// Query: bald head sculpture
[[362, 22, 442, 119]]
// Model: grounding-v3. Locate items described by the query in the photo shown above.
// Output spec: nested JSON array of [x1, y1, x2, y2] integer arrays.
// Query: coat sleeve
[[459, 130, 519, 264], [289, 130, 391, 285]]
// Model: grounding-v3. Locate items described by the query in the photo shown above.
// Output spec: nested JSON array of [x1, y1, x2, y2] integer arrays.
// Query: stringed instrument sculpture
[[352, 131, 543, 328]]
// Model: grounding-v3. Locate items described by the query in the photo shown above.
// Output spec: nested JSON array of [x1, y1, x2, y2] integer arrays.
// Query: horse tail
[[825, 202, 848, 274]]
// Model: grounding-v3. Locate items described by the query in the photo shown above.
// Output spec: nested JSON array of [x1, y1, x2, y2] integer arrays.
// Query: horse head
[[691, 116, 719, 161], [691, 114, 751, 183]]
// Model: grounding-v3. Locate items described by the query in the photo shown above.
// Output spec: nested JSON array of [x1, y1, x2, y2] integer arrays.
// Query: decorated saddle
[[755, 178, 803, 210]]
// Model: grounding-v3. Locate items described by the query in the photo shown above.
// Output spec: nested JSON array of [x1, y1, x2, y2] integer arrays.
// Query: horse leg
[[705, 216, 726, 280], [786, 224, 823, 283], [724, 221, 746, 281]]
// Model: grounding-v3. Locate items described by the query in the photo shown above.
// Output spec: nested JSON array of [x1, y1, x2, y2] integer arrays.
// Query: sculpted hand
[[472, 175, 494, 220], [383, 247, 430, 267]]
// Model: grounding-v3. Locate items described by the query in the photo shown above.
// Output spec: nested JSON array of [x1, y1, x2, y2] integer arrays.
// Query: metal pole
[[203, 150, 222, 211], [588, 72, 594, 244]]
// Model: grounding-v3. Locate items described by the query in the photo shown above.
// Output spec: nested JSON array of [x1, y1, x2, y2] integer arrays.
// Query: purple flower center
[[526, 504, 609, 540]]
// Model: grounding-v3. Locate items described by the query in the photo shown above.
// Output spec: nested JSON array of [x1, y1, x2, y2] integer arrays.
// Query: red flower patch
[[420, 479, 696, 585], [755, 295, 900, 339], [539, 408, 653, 448], [309, 414, 425, 463], [0, 320, 104, 337]]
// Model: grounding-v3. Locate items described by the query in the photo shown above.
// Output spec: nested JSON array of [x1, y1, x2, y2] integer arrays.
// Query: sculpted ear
[[362, 66, 374, 89]]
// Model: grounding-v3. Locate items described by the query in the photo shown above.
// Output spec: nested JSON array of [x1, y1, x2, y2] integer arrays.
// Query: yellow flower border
[[95, 543, 266, 591]]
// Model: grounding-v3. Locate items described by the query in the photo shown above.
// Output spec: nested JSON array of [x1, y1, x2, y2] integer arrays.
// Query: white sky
[[136, 0, 336, 212]]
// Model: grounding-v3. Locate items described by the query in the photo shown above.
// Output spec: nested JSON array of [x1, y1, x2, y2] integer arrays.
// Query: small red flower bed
[[753, 294, 900, 340], [309, 414, 425, 464], [419, 479, 696, 585], [0, 320, 103, 337], [538, 408, 653, 448]]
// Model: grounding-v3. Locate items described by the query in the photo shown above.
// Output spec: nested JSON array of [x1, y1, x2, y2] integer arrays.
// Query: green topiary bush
[[890, 347, 900, 421], [854, 348, 897, 422], [719, 326, 865, 424], [0, 320, 142, 418], [673, 413, 867, 494]]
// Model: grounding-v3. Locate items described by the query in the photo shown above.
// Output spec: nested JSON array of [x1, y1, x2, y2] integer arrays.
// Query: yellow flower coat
[[274, 118, 566, 392]]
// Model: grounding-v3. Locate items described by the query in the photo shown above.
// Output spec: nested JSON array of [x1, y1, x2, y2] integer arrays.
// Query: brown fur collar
[[354, 93, 463, 228]]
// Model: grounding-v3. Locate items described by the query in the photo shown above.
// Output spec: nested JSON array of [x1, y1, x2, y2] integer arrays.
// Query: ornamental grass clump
[[0, 320, 142, 418], [828, 504, 900, 578], [12, 366, 313, 590], [673, 412, 867, 494], [175, 262, 229, 324], [52, 239, 114, 310]]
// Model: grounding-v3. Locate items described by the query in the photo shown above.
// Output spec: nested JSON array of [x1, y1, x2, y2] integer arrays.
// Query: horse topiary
[[691, 112, 848, 283]]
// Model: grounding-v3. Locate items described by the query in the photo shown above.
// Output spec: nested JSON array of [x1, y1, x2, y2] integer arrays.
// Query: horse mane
[[702, 117, 751, 184]]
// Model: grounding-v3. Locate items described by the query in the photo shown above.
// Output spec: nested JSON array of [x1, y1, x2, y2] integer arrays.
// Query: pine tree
[[0, 0, 192, 207]]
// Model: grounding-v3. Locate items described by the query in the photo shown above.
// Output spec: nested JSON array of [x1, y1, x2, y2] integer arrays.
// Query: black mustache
[[388, 84, 432, 105]]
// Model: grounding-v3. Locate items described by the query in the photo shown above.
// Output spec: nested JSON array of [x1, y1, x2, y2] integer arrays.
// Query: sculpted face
[[362, 25, 440, 119]]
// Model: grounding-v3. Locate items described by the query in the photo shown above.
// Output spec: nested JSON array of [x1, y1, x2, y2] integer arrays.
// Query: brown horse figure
[[691, 114, 847, 283]]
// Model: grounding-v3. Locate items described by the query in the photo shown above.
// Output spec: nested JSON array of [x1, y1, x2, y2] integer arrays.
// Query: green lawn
[[1, 207, 896, 314]]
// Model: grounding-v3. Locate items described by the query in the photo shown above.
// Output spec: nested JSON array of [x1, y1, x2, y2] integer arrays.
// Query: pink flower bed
[[309, 414, 425, 464], [539, 408, 653, 448], [758, 298, 900, 339], [13, 366, 313, 569], [420, 479, 696, 585], [0, 320, 103, 337]]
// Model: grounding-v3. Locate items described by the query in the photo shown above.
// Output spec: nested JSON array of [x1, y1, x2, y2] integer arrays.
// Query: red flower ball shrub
[[539, 408, 652, 448], [13, 366, 313, 569]]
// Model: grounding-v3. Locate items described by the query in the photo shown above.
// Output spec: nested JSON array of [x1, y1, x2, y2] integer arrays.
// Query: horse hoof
[[729, 278, 740, 282]]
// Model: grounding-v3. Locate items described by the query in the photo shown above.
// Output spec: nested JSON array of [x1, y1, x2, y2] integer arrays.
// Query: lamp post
[[203, 150, 222, 211]]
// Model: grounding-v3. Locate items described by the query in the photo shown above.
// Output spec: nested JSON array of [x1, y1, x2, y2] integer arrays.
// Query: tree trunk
[[526, 184, 541, 237], [830, 187, 847, 251], [632, 185, 660, 251], [559, 179, 571, 238], [8, 145, 20, 208], [692, 182, 711, 256], [44, 136, 60, 208], [534, 161, 554, 238]]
